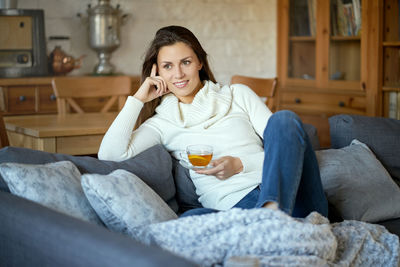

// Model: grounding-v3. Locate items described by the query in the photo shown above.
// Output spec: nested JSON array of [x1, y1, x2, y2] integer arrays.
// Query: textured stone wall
[[18, 0, 276, 85]]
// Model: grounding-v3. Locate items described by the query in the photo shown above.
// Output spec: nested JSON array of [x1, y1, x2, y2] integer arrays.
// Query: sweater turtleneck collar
[[155, 80, 232, 129]]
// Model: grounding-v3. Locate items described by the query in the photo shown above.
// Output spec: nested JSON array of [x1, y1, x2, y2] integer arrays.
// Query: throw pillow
[[81, 169, 177, 234], [0, 161, 102, 225], [329, 114, 400, 185], [0, 145, 178, 212], [316, 139, 400, 223]]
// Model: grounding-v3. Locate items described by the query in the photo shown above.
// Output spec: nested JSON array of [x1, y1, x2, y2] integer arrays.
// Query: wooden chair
[[52, 76, 132, 115], [230, 75, 278, 112], [0, 112, 9, 149]]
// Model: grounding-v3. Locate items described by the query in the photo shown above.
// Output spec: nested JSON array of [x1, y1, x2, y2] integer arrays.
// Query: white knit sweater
[[98, 81, 273, 210]]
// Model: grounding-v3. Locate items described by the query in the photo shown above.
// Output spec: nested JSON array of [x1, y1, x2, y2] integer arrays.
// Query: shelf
[[383, 42, 400, 47], [289, 36, 316, 42], [383, 86, 400, 92], [330, 36, 361, 41]]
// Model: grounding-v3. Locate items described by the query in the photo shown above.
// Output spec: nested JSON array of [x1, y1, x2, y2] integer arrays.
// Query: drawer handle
[[338, 101, 345, 107], [294, 98, 301, 104], [50, 94, 57, 101], [19, 95, 26, 102]]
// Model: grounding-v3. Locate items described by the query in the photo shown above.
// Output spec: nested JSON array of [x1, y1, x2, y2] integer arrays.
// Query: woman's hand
[[195, 156, 243, 180], [134, 64, 170, 103]]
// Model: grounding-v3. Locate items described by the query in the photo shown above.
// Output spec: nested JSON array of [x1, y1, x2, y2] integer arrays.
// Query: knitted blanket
[[131, 208, 399, 267]]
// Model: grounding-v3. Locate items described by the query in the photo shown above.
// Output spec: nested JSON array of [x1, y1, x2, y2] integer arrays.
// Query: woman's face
[[157, 42, 203, 104]]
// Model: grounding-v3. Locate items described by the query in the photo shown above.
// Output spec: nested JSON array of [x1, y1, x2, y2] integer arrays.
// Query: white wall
[[18, 0, 276, 85]]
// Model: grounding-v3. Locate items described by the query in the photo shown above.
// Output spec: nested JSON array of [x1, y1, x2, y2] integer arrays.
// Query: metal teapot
[[49, 46, 85, 75]]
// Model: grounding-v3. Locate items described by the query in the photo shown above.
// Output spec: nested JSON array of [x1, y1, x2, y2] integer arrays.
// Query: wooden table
[[4, 113, 117, 155]]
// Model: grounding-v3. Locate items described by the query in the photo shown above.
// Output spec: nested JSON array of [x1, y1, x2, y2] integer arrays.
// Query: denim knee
[[263, 110, 305, 142]]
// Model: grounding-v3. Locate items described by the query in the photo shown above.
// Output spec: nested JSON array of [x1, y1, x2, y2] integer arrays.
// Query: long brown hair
[[135, 25, 216, 129]]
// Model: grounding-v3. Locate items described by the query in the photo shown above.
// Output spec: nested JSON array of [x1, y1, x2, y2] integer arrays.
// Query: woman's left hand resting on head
[[195, 156, 243, 180]]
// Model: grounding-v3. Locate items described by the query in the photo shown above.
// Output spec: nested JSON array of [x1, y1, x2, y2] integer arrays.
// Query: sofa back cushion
[[0, 145, 178, 213], [329, 114, 400, 185]]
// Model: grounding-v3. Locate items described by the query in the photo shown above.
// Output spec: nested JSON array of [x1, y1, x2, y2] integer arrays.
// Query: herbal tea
[[188, 154, 213, 166], [186, 144, 213, 167]]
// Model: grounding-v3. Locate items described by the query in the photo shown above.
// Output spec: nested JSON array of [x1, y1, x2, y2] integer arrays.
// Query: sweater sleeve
[[98, 96, 162, 161], [231, 84, 273, 173]]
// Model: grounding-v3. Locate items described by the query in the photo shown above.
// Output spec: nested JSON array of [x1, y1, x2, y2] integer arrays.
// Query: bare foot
[[262, 202, 278, 210]]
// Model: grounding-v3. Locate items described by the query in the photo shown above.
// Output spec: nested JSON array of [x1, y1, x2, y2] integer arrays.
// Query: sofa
[[0, 114, 399, 266]]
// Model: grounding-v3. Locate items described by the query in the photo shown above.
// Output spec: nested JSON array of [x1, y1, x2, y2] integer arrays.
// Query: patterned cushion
[[0, 161, 102, 224], [81, 169, 177, 234], [316, 140, 400, 222]]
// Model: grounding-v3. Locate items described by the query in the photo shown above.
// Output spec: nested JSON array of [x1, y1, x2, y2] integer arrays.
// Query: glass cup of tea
[[184, 144, 213, 168]]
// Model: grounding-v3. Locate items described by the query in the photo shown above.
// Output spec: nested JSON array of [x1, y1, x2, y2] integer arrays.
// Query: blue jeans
[[180, 110, 328, 218]]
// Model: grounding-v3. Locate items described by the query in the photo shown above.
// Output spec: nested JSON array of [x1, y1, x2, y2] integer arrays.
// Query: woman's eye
[[183, 60, 191, 65], [163, 64, 172, 70]]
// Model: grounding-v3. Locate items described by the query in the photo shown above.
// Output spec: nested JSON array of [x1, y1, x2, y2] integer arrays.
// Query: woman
[[98, 25, 328, 218]]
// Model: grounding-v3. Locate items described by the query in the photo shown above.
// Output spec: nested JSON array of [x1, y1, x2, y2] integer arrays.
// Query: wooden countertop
[[4, 112, 117, 138], [0, 77, 54, 85]]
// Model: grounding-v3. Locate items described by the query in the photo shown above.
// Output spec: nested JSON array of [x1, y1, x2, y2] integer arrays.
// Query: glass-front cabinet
[[285, 0, 363, 88], [277, 0, 383, 147]]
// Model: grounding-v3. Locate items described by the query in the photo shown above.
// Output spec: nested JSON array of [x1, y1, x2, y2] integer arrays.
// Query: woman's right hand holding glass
[[134, 64, 170, 103]]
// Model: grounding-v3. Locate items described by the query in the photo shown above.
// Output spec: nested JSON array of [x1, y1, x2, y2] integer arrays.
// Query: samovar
[[87, 0, 124, 75]]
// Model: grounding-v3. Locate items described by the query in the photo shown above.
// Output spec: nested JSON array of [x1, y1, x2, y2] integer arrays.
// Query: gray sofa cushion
[[329, 114, 400, 185], [0, 145, 178, 213]]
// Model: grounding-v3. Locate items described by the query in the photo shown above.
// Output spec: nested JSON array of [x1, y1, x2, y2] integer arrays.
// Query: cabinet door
[[288, 0, 316, 81], [327, 0, 362, 91], [7, 86, 36, 114]]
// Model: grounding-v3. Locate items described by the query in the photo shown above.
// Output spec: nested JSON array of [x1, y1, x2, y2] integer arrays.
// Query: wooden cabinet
[[0, 76, 140, 115], [277, 0, 383, 147]]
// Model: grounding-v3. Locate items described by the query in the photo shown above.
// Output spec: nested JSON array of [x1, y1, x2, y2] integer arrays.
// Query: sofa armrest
[[0, 191, 196, 267]]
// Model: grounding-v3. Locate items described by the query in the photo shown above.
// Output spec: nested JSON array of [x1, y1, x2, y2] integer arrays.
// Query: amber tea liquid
[[188, 154, 213, 167]]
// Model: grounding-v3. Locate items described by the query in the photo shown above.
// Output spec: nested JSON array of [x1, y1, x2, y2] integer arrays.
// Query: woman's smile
[[173, 80, 189, 88]]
